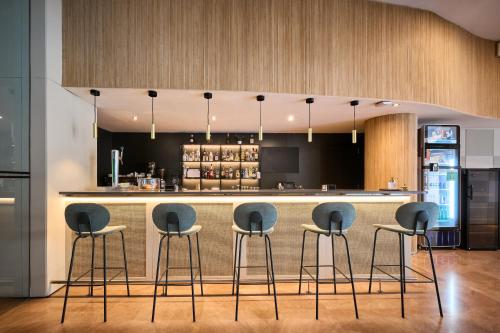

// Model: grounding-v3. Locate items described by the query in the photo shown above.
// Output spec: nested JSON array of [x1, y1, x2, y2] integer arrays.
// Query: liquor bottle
[[214, 151, 219, 161], [229, 167, 233, 179], [209, 164, 214, 179], [182, 151, 188, 161], [254, 148, 259, 161], [209, 151, 213, 162], [196, 148, 200, 161]]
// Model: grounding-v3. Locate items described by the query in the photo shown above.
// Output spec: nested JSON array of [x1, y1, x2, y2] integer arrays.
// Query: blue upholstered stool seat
[[158, 225, 202, 236], [232, 224, 274, 235], [300, 224, 347, 235], [372, 224, 426, 235], [76, 225, 126, 236]]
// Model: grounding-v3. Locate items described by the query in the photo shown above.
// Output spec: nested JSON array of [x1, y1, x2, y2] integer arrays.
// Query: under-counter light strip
[[62, 195, 412, 204]]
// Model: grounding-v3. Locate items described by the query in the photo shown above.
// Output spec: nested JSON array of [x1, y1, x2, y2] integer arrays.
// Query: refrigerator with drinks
[[419, 125, 461, 247]]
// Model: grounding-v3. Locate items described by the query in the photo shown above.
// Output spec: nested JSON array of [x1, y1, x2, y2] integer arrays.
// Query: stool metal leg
[[264, 235, 271, 295], [102, 234, 107, 322], [151, 234, 165, 322], [315, 233, 320, 320], [341, 234, 359, 319], [120, 231, 130, 296], [90, 236, 95, 297], [401, 234, 406, 293], [368, 228, 381, 294], [196, 233, 204, 296], [187, 235, 196, 322], [164, 235, 171, 296], [398, 233, 405, 318], [235, 234, 244, 321], [298, 230, 306, 295], [424, 234, 443, 317], [232, 233, 240, 296], [265, 235, 279, 320], [61, 236, 80, 323], [331, 235, 337, 294]]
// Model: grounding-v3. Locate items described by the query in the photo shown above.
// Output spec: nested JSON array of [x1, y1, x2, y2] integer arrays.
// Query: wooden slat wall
[[364, 113, 418, 191], [62, 0, 500, 119]]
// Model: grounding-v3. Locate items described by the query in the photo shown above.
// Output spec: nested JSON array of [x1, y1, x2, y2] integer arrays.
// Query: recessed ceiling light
[[211, 115, 216, 121], [133, 115, 138, 121], [375, 100, 400, 108], [287, 115, 295, 122], [0, 115, 3, 119]]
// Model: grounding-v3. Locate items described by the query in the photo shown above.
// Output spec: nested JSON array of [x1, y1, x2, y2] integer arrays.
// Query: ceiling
[[67, 87, 500, 133], [373, 0, 500, 40]]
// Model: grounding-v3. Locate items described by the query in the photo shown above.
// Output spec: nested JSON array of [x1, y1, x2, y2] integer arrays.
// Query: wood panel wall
[[364, 113, 417, 191], [62, 0, 500, 119]]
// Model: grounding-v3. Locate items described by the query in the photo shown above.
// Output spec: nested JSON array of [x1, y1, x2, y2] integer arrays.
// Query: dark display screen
[[261, 147, 299, 173]]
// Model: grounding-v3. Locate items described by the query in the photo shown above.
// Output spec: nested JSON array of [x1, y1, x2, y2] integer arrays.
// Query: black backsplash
[[97, 129, 364, 189]]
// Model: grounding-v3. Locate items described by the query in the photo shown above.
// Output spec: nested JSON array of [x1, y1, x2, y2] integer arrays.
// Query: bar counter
[[59, 189, 419, 282]]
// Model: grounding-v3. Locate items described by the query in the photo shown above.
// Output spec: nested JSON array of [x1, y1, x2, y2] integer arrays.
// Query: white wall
[[461, 128, 500, 169], [30, 0, 96, 297]]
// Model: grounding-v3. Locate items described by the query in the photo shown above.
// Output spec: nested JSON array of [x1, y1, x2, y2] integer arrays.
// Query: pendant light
[[306, 97, 314, 143], [350, 100, 359, 144], [148, 90, 157, 140], [204, 92, 212, 141], [90, 89, 100, 139], [256, 95, 265, 141]]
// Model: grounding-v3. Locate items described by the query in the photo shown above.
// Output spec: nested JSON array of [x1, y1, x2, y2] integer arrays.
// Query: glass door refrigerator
[[419, 125, 461, 248]]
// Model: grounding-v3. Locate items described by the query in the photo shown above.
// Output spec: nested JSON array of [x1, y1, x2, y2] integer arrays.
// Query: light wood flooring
[[0, 250, 499, 333]]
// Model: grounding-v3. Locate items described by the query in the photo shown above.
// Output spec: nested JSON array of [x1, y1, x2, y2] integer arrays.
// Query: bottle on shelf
[[254, 148, 259, 161], [209, 151, 213, 162]]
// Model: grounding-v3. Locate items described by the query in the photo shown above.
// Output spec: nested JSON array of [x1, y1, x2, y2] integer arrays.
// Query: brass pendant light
[[257, 95, 265, 141], [90, 89, 100, 139], [306, 97, 314, 143], [148, 90, 157, 140]]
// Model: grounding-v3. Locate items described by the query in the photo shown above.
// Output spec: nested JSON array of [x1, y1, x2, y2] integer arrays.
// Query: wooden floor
[[1, 250, 499, 333]]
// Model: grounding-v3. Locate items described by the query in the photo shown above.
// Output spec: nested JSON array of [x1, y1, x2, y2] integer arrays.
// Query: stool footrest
[[372, 264, 434, 283], [302, 265, 352, 283]]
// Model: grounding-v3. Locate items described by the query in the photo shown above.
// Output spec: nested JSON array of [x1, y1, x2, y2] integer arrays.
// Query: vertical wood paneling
[[364, 113, 417, 191], [62, 0, 500, 119]]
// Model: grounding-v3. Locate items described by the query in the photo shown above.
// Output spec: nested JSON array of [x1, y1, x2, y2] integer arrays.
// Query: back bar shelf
[[181, 144, 260, 191]]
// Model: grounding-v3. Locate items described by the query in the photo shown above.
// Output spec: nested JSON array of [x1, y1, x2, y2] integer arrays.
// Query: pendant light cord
[[151, 96, 154, 123], [259, 101, 262, 127], [207, 99, 210, 125], [308, 103, 311, 128], [353, 104, 356, 130]]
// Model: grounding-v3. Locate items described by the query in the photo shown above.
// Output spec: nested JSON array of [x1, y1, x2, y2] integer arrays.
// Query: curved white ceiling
[[67, 87, 500, 133], [373, 0, 500, 41]]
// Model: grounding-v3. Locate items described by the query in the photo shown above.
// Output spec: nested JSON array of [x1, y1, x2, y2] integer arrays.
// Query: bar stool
[[368, 202, 443, 318], [298, 202, 358, 320], [232, 202, 279, 321], [151, 203, 203, 322], [61, 203, 130, 323]]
